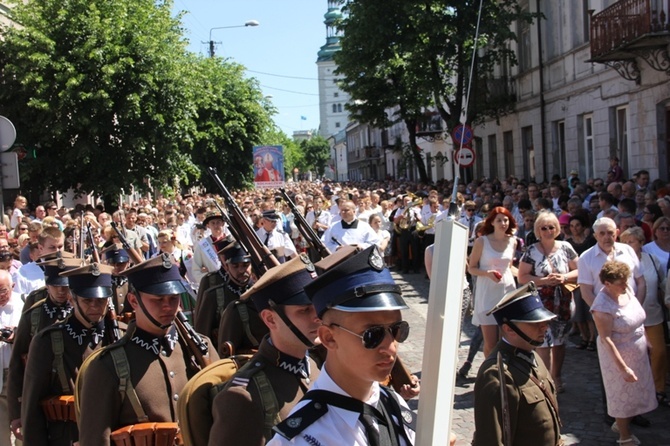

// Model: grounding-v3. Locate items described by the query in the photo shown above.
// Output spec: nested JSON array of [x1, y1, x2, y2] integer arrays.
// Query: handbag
[[543, 244, 579, 295]]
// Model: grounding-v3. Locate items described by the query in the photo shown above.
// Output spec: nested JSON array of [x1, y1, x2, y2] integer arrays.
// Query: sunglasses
[[657, 227, 670, 232], [330, 321, 410, 349], [540, 226, 556, 231], [466, 208, 475, 212]]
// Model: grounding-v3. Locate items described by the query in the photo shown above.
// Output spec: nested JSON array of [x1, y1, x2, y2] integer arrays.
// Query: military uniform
[[209, 337, 319, 445], [76, 254, 218, 446], [473, 341, 561, 446], [7, 258, 80, 426], [473, 283, 562, 446], [21, 315, 106, 445], [217, 298, 268, 357], [208, 255, 320, 445], [101, 244, 132, 315]]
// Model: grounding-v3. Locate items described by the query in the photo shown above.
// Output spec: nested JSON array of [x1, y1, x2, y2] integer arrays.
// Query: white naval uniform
[[268, 367, 415, 446], [322, 219, 381, 253], [256, 227, 297, 263], [14, 262, 45, 296]]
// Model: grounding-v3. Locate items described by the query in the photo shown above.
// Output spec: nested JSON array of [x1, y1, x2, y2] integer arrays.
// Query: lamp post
[[208, 20, 259, 58]]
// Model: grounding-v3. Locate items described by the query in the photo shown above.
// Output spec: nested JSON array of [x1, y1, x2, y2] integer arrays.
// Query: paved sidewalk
[[392, 271, 670, 446]]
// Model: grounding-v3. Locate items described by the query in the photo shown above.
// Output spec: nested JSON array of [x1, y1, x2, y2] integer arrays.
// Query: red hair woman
[[467, 206, 518, 357]]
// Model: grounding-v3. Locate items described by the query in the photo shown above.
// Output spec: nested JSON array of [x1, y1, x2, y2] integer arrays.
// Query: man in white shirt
[[323, 201, 380, 254], [270, 246, 415, 446], [0, 270, 22, 446], [256, 210, 297, 264], [14, 227, 65, 296]]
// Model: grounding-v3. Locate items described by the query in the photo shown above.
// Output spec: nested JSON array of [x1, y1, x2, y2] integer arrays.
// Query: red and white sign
[[455, 147, 476, 167], [451, 124, 474, 147]]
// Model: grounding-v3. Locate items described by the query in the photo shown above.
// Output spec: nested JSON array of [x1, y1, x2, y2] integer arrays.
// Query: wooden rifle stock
[[279, 188, 330, 260], [85, 222, 101, 264], [206, 167, 280, 276], [174, 311, 211, 370], [110, 222, 144, 265]]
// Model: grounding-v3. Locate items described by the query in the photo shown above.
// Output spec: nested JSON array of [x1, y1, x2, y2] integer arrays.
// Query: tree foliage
[[300, 135, 330, 177], [0, 0, 274, 198], [335, 0, 538, 183]]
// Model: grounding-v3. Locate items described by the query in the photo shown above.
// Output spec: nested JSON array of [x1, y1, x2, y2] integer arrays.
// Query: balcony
[[415, 112, 444, 143], [589, 0, 670, 84]]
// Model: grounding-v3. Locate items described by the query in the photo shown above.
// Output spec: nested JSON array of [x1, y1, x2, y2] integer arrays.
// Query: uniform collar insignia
[[131, 325, 179, 356], [111, 276, 128, 287], [44, 298, 73, 320], [65, 317, 105, 346], [275, 350, 310, 379]]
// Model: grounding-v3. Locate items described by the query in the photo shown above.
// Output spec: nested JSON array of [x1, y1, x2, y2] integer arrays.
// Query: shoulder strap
[[109, 347, 148, 422], [272, 397, 329, 440], [236, 301, 259, 347], [50, 330, 71, 394], [253, 371, 281, 438], [30, 306, 42, 337]]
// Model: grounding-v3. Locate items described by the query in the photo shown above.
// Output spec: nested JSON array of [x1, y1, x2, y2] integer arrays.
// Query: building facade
[[475, 0, 670, 183]]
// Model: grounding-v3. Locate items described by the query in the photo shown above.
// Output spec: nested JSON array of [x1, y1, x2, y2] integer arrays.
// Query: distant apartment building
[[474, 0, 670, 183]]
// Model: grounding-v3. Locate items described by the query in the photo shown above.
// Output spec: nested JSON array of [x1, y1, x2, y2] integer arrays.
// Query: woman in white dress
[[467, 206, 518, 357]]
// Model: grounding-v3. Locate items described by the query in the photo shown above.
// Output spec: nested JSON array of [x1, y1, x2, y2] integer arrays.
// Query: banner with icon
[[253, 145, 285, 188]]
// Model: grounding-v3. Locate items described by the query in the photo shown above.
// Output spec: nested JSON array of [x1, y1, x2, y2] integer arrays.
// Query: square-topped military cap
[[101, 243, 130, 264], [214, 236, 236, 255], [242, 254, 316, 312], [60, 263, 114, 298], [304, 246, 406, 318], [121, 253, 187, 296], [313, 245, 360, 276], [41, 257, 82, 286], [221, 243, 251, 264], [486, 282, 556, 325]]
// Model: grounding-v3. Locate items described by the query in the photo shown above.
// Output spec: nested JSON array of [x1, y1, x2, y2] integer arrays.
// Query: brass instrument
[[393, 193, 422, 234], [416, 214, 436, 233]]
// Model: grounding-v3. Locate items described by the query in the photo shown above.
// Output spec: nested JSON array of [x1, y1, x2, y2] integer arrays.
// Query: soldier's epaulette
[[226, 357, 266, 389], [380, 386, 417, 432], [272, 399, 329, 440], [38, 317, 69, 337]]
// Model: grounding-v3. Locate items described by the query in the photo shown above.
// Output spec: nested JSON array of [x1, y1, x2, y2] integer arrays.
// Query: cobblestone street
[[392, 271, 670, 446]]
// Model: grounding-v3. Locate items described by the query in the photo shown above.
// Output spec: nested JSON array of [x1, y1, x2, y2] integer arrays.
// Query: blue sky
[[173, 0, 328, 137]]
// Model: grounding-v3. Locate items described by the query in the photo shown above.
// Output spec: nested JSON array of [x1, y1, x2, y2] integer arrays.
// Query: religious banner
[[253, 145, 285, 188]]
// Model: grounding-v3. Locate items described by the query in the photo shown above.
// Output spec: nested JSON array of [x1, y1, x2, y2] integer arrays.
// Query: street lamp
[[208, 20, 259, 58]]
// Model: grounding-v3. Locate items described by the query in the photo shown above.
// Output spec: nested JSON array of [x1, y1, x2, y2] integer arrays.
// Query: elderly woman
[[517, 210, 579, 392], [620, 227, 670, 408], [592, 261, 657, 445], [642, 216, 670, 269]]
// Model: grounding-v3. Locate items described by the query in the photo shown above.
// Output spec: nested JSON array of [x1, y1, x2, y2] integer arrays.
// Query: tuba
[[416, 214, 436, 233], [394, 193, 422, 234]]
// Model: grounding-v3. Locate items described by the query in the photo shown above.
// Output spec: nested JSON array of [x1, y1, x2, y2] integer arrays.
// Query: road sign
[[1, 152, 20, 189], [455, 147, 476, 167], [0, 116, 16, 152], [451, 124, 474, 146]]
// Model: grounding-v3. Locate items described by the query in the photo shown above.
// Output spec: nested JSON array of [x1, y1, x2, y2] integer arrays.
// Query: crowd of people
[[0, 165, 666, 445]]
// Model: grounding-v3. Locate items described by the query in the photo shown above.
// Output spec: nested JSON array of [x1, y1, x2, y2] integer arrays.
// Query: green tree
[[301, 135, 330, 178], [335, 0, 537, 183], [189, 55, 275, 191], [0, 0, 196, 197]]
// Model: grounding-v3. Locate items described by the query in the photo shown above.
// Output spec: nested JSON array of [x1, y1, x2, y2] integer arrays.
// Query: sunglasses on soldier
[[329, 321, 410, 349]]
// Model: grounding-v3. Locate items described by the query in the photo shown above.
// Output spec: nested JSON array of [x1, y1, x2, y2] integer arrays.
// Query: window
[[332, 104, 337, 113], [503, 131, 515, 176], [615, 106, 628, 176], [334, 92, 339, 98], [554, 120, 566, 177], [335, 122, 340, 128], [583, 114, 595, 179], [487, 134, 498, 179], [518, 17, 531, 72], [337, 103, 342, 113], [521, 126, 535, 180]]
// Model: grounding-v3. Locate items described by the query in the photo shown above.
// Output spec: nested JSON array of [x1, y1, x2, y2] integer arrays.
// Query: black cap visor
[[137, 280, 187, 296], [72, 286, 113, 299], [324, 292, 408, 317]]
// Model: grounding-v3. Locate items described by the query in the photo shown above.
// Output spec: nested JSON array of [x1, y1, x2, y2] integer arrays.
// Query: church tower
[[317, 1, 350, 139]]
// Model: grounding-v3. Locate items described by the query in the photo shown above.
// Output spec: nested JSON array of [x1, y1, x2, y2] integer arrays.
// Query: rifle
[[279, 188, 330, 260], [206, 167, 279, 276], [110, 222, 144, 265], [174, 311, 211, 370], [497, 352, 512, 446]]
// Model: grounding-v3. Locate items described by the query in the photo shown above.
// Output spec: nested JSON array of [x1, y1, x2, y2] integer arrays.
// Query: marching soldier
[[217, 294, 268, 358], [472, 283, 562, 446], [101, 244, 131, 315], [194, 242, 252, 350], [270, 246, 415, 445], [77, 254, 218, 446], [8, 257, 80, 441], [208, 254, 320, 445], [21, 263, 116, 445]]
